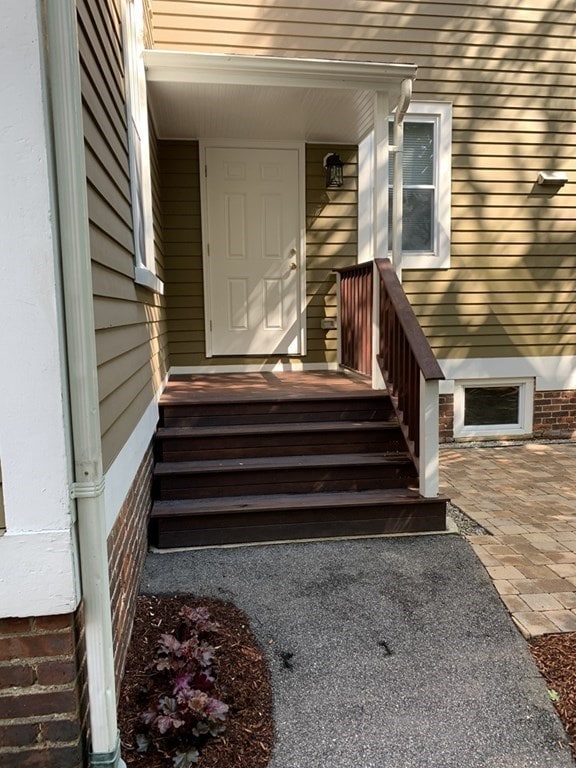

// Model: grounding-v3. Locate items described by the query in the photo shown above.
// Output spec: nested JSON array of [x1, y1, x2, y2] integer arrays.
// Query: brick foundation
[[439, 394, 454, 444], [0, 613, 84, 767], [533, 389, 576, 439], [107, 444, 154, 689]]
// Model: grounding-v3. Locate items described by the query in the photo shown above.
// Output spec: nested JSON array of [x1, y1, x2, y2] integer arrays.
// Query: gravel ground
[[142, 536, 573, 768], [446, 501, 490, 536]]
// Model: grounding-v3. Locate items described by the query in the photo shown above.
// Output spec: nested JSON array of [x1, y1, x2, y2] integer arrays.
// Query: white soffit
[[144, 51, 417, 142]]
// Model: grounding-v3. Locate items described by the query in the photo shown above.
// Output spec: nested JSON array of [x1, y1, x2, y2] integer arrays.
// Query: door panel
[[205, 147, 302, 356]]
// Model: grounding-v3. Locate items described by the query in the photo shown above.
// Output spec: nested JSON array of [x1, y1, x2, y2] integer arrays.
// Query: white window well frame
[[393, 102, 452, 270], [123, 0, 163, 294], [454, 378, 534, 439]]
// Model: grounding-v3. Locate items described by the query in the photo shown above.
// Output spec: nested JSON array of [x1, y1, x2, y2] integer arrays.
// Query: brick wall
[[533, 390, 576, 439], [439, 394, 454, 444], [0, 614, 84, 768], [107, 444, 154, 689]]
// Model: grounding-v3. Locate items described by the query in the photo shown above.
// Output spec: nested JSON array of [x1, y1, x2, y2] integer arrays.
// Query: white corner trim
[[438, 356, 576, 395], [0, 530, 79, 618], [103, 384, 165, 536]]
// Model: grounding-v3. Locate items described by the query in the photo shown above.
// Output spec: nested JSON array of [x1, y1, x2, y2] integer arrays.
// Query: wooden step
[[150, 490, 449, 548], [154, 420, 405, 460], [153, 453, 417, 500], [160, 394, 394, 428]]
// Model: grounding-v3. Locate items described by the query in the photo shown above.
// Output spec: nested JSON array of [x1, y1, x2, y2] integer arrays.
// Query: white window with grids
[[123, 0, 163, 293], [389, 102, 452, 269]]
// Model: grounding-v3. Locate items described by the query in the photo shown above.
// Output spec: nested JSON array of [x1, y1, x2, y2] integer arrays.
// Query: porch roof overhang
[[143, 51, 417, 143]]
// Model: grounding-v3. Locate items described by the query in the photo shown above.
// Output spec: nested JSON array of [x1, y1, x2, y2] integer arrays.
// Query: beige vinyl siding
[[150, 1, 576, 361], [79, 0, 168, 469], [160, 140, 356, 367]]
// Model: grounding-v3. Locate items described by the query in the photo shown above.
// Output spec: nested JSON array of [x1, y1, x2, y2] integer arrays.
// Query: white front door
[[204, 146, 303, 356]]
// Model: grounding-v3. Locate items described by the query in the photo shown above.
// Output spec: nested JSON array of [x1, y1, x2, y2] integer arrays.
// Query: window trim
[[394, 102, 452, 270], [454, 378, 534, 439], [123, 0, 163, 294]]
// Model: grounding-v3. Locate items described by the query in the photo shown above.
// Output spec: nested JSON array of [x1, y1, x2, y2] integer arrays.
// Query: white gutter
[[44, 3, 125, 767], [144, 50, 417, 93]]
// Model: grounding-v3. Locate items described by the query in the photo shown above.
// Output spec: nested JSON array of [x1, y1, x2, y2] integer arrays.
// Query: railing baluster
[[335, 258, 444, 497]]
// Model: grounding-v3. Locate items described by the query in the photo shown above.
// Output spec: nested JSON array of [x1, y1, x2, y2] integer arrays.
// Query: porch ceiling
[[144, 51, 417, 143]]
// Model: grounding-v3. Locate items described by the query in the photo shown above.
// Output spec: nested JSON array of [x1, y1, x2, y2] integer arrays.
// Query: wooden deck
[[162, 370, 377, 403], [151, 371, 448, 548]]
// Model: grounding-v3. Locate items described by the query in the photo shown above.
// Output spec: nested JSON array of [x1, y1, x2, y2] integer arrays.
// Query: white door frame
[[199, 139, 307, 358]]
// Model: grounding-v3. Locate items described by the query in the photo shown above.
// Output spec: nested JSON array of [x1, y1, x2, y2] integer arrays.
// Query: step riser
[[154, 466, 416, 500], [152, 501, 447, 548], [155, 432, 405, 461], [161, 399, 393, 428]]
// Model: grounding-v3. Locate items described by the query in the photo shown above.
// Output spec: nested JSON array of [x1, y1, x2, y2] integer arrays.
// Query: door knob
[[290, 262, 298, 270]]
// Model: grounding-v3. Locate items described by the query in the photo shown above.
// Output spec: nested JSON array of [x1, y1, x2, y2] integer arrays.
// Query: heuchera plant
[[137, 606, 229, 767]]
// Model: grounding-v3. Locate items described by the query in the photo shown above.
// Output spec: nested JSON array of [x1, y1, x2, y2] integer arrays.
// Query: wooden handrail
[[375, 258, 444, 382]]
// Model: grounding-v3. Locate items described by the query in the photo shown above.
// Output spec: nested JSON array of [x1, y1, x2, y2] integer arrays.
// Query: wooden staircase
[[149, 377, 447, 548]]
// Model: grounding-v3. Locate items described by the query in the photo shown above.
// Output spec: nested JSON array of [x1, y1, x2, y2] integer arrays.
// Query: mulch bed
[[530, 632, 576, 760], [118, 595, 274, 768]]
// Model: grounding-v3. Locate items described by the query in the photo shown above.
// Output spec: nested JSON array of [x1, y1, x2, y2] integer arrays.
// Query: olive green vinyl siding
[[150, 0, 576, 361], [79, 0, 168, 470], [159, 141, 356, 367]]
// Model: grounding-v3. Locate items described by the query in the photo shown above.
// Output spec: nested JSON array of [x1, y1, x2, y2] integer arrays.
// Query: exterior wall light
[[324, 153, 344, 188], [537, 171, 568, 187]]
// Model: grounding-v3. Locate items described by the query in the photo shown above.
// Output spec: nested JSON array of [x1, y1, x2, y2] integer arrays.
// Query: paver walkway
[[441, 442, 576, 638]]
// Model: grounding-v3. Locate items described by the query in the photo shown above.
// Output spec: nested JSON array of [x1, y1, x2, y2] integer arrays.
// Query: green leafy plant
[[136, 606, 229, 766]]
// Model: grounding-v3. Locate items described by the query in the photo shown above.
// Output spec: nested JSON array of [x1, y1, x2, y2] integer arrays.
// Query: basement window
[[454, 378, 533, 439]]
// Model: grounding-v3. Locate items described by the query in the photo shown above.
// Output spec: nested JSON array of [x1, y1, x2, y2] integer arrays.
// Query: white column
[[419, 374, 440, 498], [0, 0, 79, 617], [371, 92, 390, 389], [358, 132, 374, 264]]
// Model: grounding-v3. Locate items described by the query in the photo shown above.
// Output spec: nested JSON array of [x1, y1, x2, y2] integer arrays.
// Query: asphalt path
[[142, 535, 574, 768]]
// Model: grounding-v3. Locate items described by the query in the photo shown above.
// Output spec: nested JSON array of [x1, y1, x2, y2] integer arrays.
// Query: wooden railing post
[[335, 270, 342, 367], [372, 261, 385, 389], [419, 375, 440, 497]]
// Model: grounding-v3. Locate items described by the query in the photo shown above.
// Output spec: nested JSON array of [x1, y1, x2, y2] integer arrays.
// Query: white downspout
[[44, 3, 125, 767]]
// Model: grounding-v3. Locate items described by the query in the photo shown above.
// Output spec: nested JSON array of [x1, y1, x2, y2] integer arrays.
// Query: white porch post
[[419, 374, 440, 498], [391, 78, 413, 281], [371, 92, 389, 389]]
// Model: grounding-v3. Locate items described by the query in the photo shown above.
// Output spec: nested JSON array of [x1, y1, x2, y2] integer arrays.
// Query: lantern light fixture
[[323, 153, 344, 188]]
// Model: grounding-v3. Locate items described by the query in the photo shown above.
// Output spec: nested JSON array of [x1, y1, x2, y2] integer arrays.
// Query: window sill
[[135, 266, 164, 295], [402, 252, 450, 270]]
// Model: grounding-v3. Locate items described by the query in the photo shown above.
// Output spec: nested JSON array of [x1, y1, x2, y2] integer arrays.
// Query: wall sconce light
[[537, 171, 568, 187], [323, 153, 344, 188]]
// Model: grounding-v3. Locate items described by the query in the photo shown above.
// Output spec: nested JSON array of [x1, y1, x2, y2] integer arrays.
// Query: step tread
[[156, 420, 399, 439], [154, 452, 412, 476], [160, 390, 388, 407], [151, 489, 448, 518]]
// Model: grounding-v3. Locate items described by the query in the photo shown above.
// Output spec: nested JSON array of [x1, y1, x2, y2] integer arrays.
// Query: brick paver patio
[[440, 442, 576, 638]]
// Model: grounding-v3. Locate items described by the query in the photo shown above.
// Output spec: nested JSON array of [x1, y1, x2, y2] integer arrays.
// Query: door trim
[[199, 140, 307, 358]]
